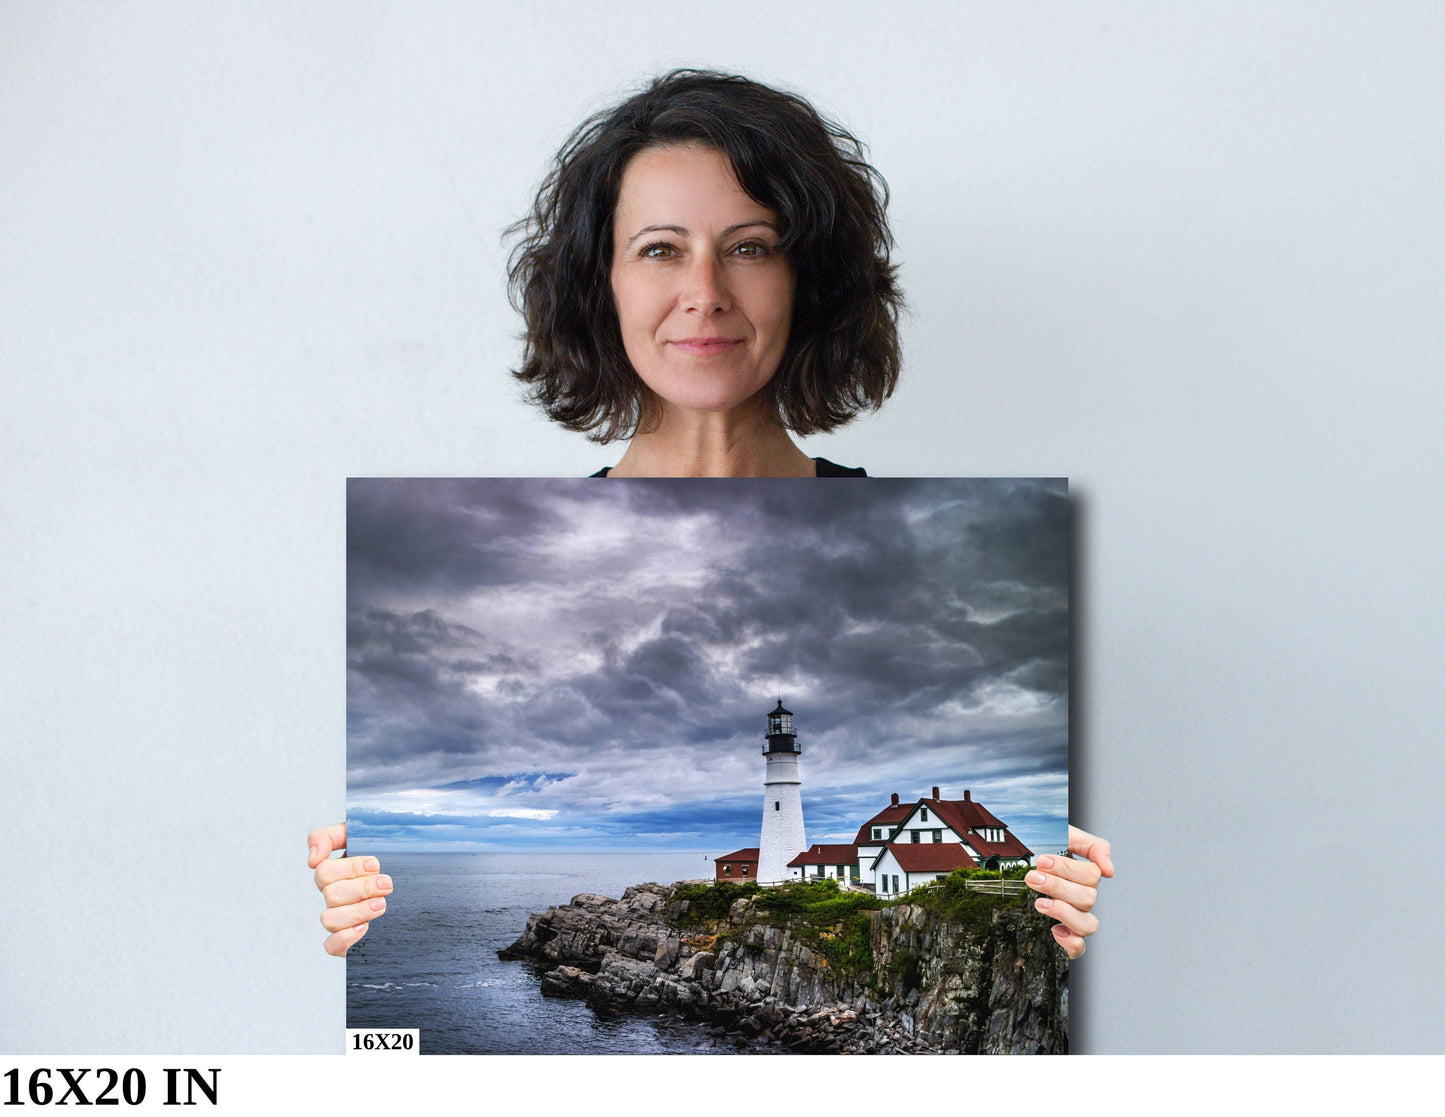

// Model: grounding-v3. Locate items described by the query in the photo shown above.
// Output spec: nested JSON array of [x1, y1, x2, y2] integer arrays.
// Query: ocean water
[[345, 851, 785, 1055]]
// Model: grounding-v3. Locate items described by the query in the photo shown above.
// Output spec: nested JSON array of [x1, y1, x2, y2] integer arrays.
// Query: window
[[724, 865, 732, 875], [872, 828, 882, 840], [921, 808, 929, 822], [910, 830, 920, 843], [741, 866, 748, 875], [893, 874, 900, 893], [933, 830, 942, 843], [774, 801, 779, 811]]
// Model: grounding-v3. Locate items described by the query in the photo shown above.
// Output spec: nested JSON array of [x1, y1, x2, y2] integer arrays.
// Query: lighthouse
[[757, 699, 807, 884]]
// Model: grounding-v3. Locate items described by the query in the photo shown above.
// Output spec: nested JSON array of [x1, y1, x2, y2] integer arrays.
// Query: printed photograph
[[346, 477, 1070, 1053]]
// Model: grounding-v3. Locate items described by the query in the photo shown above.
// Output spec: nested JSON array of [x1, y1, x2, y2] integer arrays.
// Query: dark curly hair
[[507, 69, 903, 443]]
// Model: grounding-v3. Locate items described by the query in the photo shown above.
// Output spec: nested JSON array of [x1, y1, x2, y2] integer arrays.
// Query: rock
[[540, 965, 594, 998], [497, 878, 1067, 1054]]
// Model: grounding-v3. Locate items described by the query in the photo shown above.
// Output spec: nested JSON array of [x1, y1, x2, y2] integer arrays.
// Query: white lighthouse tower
[[757, 699, 807, 884]]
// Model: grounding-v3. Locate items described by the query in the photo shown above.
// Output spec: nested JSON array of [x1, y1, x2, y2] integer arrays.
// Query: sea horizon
[[345, 849, 785, 1054]]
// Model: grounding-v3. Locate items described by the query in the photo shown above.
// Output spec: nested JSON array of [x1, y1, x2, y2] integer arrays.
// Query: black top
[[589, 457, 866, 478]]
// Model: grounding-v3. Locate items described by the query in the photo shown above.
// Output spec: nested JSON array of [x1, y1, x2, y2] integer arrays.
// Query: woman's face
[[609, 144, 795, 419]]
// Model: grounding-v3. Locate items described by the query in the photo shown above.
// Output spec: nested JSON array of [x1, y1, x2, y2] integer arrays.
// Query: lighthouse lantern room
[[757, 700, 807, 883]]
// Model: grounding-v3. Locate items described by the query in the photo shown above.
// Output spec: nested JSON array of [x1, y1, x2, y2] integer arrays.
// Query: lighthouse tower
[[757, 699, 807, 884]]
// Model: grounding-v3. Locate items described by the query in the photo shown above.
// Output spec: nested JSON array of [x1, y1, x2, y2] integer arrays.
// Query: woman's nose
[[681, 255, 731, 314]]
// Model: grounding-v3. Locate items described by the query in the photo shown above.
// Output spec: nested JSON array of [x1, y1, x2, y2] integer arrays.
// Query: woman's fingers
[[1025, 856, 1100, 911], [320, 895, 389, 934], [310, 822, 391, 957], [315, 853, 381, 891], [1037, 852, 1103, 888], [308, 823, 347, 870], [322, 872, 394, 908], [1033, 894, 1099, 939], [324, 921, 370, 958], [1050, 923, 1087, 960], [1067, 825, 1114, 878], [1029, 834, 1113, 958]]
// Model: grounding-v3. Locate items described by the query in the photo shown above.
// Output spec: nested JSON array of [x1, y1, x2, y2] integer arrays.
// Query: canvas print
[[346, 477, 1070, 1054]]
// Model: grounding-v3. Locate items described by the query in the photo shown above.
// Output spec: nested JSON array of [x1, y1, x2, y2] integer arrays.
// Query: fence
[[961, 878, 1029, 897]]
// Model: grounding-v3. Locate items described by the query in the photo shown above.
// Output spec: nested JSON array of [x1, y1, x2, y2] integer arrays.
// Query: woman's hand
[[308, 823, 393, 957], [1025, 826, 1113, 959]]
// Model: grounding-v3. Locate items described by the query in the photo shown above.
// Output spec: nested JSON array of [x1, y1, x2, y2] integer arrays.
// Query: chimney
[[963, 789, 971, 802], [890, 792, 899, 806], [931, 786, 940, 800]]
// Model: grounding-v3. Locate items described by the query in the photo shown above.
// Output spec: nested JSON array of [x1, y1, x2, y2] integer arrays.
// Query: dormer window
[[921, 808, 929, 822], [872, 828, 882, 840]]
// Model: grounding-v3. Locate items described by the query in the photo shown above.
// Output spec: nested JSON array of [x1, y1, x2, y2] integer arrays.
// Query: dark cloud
[[346, 479, 1069, 853]]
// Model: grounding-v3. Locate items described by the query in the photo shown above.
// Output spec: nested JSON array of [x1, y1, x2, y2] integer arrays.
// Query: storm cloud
[[347, 479, 1069, 854]]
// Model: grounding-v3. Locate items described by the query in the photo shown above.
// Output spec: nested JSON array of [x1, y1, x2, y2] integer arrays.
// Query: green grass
[[670, 881, 758, 927], [904, 869, 1031, 934], [741, 880, 890, 976], [669, 879, 888, 977]]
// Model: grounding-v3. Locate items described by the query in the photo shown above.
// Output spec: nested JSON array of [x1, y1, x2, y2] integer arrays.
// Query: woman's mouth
[[669, 337, 743, 355]]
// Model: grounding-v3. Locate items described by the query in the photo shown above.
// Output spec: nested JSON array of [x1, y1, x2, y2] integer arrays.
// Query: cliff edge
[[498, 878, 1067, 1054]]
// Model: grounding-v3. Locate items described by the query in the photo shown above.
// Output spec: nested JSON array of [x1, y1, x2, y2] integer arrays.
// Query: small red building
[[715, 847, 760, 882]]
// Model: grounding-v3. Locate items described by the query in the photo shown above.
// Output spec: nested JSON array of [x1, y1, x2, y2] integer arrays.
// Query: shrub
[[906, 869, 1024, 935], [670, 881, 758, 927]]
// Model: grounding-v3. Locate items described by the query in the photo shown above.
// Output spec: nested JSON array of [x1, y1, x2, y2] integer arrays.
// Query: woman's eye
[[732, 241, 769, 258], [639, 242, 675, 259]]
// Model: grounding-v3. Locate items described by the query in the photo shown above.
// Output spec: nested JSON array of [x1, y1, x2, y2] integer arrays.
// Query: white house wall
[[795, 860, 854, 881], [855, 843, 884, 882], [862, 822, 902, 844], [872, 849, 906, 897], [892, 804, 961, 845]]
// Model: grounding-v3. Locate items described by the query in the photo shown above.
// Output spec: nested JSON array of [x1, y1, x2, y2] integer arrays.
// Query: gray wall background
[[3, 3, 1441, 1054]]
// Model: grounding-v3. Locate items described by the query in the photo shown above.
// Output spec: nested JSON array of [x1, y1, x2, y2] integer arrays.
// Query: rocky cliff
[[498, 879, 1067, 1054]]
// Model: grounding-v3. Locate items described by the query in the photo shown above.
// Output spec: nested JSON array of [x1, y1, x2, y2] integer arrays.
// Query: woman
[[311, 69, 1112, 960]]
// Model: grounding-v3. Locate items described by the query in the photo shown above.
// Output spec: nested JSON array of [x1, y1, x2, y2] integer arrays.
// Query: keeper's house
[[855, 787, 1033, 886]]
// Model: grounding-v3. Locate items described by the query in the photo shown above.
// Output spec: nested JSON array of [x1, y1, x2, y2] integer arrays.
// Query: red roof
[[716, 848, 759, 863], [965, 831, 1032, 859], [852, 804, 913, 845], [788, 844, 858, 866], [919, 798, 1032, 860], [876, 842, 978, 873]]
